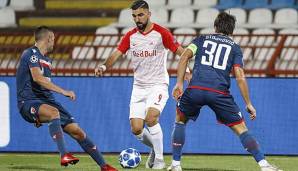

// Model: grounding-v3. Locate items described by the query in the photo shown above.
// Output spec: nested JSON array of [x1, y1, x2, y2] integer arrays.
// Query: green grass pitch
[[0, 153, 297, 171]]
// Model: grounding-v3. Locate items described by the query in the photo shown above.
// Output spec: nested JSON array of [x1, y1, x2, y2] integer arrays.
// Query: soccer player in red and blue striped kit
[[168, 12, 283, 171], [16, 26, 117, 171]]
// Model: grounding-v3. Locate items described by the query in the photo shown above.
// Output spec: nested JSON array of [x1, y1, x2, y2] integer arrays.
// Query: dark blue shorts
[[18, 99, 75, 127], [177, 88, 243, 126]]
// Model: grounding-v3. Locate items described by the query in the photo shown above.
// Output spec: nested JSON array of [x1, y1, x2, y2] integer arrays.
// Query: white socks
[[258, 159, 270, 167], [148, 123, 163, 160], [172, 160, 181, 166], [135, 123, 164, 160], [135, 128, 153, 148]]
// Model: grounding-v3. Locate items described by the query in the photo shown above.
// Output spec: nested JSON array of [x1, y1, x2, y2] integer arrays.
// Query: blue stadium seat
[[267, 0, 296, 9], [214, 0, 243, 10], [242, 0, 268, 9]]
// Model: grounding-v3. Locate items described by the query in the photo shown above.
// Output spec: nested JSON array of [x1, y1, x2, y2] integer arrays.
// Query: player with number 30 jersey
[[168, 12, 282, 171]]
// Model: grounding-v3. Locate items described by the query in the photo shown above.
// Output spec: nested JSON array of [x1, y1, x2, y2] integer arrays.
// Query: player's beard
[[136, 20, 148, 32], [47, 46, 54, 53]]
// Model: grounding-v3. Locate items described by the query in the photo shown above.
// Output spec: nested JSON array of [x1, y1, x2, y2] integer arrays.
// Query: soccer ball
[[119, 148, 141, 168]]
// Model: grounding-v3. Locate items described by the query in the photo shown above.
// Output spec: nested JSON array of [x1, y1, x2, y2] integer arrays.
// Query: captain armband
[[187, 43, 197, 55]]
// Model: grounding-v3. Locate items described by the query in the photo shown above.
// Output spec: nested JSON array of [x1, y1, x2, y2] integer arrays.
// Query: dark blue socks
[[172, 122, 186, 161], [49, 118, 67, 156], [78, 136, 106, 167], [239, 131, 265, 162]]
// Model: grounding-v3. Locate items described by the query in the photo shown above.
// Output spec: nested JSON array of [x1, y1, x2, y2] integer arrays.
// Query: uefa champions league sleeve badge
[[30, 55, 38, 63]]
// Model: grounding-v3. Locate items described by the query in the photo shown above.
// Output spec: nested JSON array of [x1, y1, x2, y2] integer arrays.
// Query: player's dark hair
[[34, 26, 52, 42], [130, 0, 149, 10], [214, 12, 236, 36]]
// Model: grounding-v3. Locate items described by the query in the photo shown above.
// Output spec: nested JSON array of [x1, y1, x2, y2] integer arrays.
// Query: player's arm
[[234, 66, 256, 120], [95, 30, 131, 77], [175, 46, 184, 56], [172, 47, 194, 100], [175, 46, 192, 82], [94, 50, 123, 77], [30, 67, 75, 100]]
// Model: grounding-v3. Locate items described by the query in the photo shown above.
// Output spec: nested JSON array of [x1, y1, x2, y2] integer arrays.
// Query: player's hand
[[94, 65, 105, 77], [184, 72, 192, 83], [246, 104, 256, 120], [62, 90, 76, 101], [172, 83, 183, 101]]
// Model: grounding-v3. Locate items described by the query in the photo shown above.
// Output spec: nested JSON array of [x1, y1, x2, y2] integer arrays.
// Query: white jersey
[[118, 23, 180, 87]]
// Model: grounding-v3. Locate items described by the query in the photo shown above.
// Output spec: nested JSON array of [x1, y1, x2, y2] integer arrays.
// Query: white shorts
[[129, 84, 169, 119]]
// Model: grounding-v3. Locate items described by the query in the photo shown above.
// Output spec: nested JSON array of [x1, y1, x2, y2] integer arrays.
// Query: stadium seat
[[95, 26, 119, 44], [168, 8, 194, 27], [167, 0, 192, 9], [0, 7, 16, 27], [233, 28, 250, 46], [174, 27, 197, 34], [243, 8, 272, 28], [150, 8, 169, 25], [10, 0, 35, 11], [95, 27, 118, 60], [224, 8, 247, 26], [0, 0, 9, 8], [192, 0, 217, 9], [275, 35, 298, 72], [250, 28, 276, 70], [173, 27, 196, 46], [199, 28, 215, 34], [242, 0, 268, 9], [233, 28, 249, 34], [116, 8, 134, 27], [214, 0, 243, 10], [279, 47, 298, 61], [252, 28, 275, 45], [195, 8, 219, 28], [267, 0, 296, 9], [147, 0, 166, 8], [271, 8, 298, 28], [232, 28, 251, 61], [121, 27, 134, 34], [279, 28, 298, 34], [279, 29, 298, 47], [72, 26, 118, 60]]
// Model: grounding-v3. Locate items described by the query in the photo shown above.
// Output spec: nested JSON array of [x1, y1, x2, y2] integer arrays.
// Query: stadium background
[[0, 0, 298, 158]]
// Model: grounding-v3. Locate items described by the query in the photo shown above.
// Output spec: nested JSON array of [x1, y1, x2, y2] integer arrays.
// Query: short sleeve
[[188, 36, 203, 55], [161, 29, 180, 53], [233, 44, 244, 68], [117, 30, 134, 54]]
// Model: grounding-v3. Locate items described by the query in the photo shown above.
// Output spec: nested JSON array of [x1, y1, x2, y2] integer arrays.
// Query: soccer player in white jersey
[[95, 0, 190, 169]]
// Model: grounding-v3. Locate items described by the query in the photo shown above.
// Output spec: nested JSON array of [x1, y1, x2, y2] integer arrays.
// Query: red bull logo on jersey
[[133, 50, 157, 58]]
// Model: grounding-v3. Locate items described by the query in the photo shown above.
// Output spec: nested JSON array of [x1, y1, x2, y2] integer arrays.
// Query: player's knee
[[75, 129, 86, 141], [49, 108, 60, 120], [175, 109, 187, 123], [145, 116, 158, 126], [131, 125, 143, 135], [176, 114, 187, 124], [71, 127, 86, 141]]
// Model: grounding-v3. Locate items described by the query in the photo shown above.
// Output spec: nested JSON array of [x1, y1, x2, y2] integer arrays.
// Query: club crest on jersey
[[30, 55, 38, 63], [30, 107, 36, 114]]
